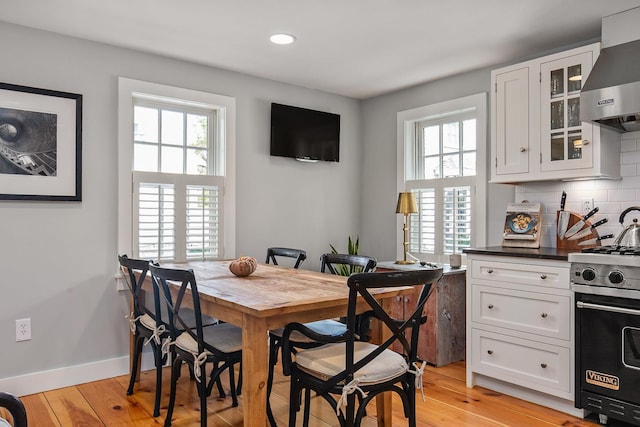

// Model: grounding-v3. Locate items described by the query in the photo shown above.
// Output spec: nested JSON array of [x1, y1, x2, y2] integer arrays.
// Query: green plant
[[329, 235, 361, 276]]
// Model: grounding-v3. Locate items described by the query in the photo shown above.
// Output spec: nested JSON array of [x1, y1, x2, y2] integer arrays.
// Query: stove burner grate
[[581, 245, 640, 256]]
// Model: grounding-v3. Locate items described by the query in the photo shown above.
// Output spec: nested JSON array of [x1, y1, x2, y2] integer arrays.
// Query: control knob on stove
[[608, 270, 624, 285], [581, 268, 596, 281]]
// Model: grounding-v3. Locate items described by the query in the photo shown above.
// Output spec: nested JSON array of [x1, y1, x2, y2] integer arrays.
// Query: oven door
[[576, 292, 640, 403]]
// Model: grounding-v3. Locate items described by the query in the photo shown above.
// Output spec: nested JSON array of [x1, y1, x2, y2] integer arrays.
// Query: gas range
[[569, 246, 640, 299]]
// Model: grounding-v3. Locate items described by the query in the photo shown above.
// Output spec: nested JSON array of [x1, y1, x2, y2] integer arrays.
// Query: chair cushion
[[271, 319, 347, 342], [175, 322, 242, 354], [0, 418, 10, 427], [295, 341, 408, 385], [138, 313, 157, 330]]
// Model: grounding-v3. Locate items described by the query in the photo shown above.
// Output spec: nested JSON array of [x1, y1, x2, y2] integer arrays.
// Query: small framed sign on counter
[[502, 202, 541, 248]]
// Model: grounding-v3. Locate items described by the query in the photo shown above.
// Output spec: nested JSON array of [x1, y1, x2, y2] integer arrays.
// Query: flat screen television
[[270, 103, 340, 162]]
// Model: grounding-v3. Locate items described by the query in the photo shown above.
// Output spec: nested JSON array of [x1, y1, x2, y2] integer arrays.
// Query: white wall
[[516, 131, 640, 247], [0, 21, 362, 394]]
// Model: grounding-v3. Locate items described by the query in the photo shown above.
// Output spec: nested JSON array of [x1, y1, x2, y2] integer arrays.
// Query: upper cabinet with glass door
[[490, 42, 620, 183], [540, 52, 593, 172]]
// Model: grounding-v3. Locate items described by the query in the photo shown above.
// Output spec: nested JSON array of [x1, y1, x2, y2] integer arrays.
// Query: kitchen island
[[463, 247, 584, 418]]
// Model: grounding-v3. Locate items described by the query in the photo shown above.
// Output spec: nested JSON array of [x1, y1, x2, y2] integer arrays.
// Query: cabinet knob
[[540, 274, 547, 279], [541, 313, 548, 318], [487, 269, 494, 274], [488, 304, 494, 309], [583, 139, 590, 146], [487, 350, 493, 355], [404, 297, 409, 303], [520, 146, 526, 152], [541, 363, 547, 369]]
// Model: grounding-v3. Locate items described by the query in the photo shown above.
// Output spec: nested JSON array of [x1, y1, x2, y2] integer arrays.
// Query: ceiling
[[2, 0, 640, 99]]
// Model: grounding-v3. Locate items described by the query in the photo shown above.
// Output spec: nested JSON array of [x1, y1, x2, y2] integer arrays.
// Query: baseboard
[[0, 352, 156, 397]]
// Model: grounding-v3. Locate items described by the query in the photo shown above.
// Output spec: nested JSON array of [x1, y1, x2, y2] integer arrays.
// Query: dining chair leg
[[127, 334, 143, 396], [151, 341, 163, 417], [228, 363, 239, 407], [288, 379, 300, 427], [266, 335, 280, 427], [302, 388, 311, 427], [164, 357, 181, 427], [213, 362, 226, 398]]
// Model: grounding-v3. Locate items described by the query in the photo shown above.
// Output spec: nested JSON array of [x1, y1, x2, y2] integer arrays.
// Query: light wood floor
[[11, 361, 613, 426]]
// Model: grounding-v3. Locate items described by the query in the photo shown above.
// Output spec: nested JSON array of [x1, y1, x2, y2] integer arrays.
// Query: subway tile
[[621, 139, 638, 152], [608, 189, 637, 202], [621, 163, 637, 177]]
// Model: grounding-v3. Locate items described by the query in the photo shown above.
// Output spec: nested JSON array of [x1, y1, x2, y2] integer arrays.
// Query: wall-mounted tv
[[270, 103, 340, 162]]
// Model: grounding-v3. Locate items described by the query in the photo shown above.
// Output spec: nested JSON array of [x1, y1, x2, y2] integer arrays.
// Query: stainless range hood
[[580, 7, 640, 132]]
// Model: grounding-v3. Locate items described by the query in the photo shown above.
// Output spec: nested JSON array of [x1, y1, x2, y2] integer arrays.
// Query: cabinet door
[[540, 51, 594, 172], [494, 67, 530, 176]]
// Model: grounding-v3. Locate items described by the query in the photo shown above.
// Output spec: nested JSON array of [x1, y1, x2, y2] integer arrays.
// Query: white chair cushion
[[271, 319, 347, 342], [295, 341, 408, 385], [175, 322, 242, 354], [138, 313, 157, 330], [0, 418, 11, 427]]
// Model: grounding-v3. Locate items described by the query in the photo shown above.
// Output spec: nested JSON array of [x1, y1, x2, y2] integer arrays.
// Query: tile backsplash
[[515, 131, 640, 248]]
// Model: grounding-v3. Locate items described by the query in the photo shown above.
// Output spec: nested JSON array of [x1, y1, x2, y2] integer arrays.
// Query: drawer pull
[[540, 363, 547, 369], [488, 304, 494, 309], [487, 269, 494, 274], [540, 274, 547, 279], [487, 350, 493, 355], [541, 313, 548, 318], [520, 146, 526, 152]]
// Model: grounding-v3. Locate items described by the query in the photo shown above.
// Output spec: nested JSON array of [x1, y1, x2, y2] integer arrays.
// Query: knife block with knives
[[556, 210, 603, 250]]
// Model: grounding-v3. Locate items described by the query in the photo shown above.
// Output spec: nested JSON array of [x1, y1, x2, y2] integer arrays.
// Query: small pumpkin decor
[[229, 256, 258, 277]]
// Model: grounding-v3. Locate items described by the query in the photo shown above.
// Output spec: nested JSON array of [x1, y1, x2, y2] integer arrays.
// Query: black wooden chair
[[150, 264, 243, 427], [118, 255, 168, 417], [266, 252, 376, 426], [0, 392, 27, 427], [281, 268, 443, 427], [265, 247, 307, 269]]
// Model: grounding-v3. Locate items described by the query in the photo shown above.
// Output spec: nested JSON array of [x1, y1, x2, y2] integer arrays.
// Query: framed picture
[[0, 82, 82, 201]]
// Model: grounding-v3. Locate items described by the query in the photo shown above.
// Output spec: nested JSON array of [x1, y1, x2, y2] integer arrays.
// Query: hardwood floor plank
[[77, 378, 152, 426], [42, 386, 103, 426], [20, 393, 61, 426]]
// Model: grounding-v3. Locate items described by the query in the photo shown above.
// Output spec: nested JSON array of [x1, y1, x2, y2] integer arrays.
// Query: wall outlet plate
[[16, 318, 31, 342], [582, 198, 594, 214]]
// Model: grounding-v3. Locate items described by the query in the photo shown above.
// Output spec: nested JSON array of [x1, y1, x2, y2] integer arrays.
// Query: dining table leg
[[242, 313, 269, 426]]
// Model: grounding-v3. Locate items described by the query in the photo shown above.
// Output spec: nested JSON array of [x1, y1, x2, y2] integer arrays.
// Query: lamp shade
[[396, 192, 417, 214]]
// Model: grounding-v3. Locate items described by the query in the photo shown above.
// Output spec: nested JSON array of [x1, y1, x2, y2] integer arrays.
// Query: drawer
[[472, 285, 570, 340], [471, 329, 571, 396], [471, 259, 569, 290]]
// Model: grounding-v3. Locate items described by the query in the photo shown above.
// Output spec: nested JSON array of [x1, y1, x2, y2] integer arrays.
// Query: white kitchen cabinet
[[466, 253, 581, 417], [491, 42, 620, 183]]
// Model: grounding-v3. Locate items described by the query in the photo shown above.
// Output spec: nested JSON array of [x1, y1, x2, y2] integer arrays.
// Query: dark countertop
[[463, 246, 579, 261], [376, 261, 466, 275]]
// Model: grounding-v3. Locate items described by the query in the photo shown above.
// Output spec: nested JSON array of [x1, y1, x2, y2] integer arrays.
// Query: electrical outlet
[[582, 198, 594, 214], [15, 318, 31, 342]]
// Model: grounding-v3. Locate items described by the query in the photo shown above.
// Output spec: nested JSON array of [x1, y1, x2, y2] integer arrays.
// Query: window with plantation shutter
[[398, 93, 487, 264], [118, 78, 235, 263]]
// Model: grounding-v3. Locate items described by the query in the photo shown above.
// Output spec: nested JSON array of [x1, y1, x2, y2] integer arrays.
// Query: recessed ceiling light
[[270, 33, 296, 45]]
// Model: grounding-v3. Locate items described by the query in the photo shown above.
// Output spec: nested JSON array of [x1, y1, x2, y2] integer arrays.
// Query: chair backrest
[[320, 253, 377, 276], [265, 247, 307, 269], [118, 255, 162, 324], [333, 269, 442, 389], [150, 264, 208, 355], [0, 392, 27, 427]]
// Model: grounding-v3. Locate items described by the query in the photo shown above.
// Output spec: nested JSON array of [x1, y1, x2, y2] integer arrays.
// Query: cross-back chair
[[266, 252, 376, 426], [281, 268, 443, 427], [0, 392, 27, 427], [150, 264, 243, 427], [118, 255, 167, 417], [266, 247, 307, 269]]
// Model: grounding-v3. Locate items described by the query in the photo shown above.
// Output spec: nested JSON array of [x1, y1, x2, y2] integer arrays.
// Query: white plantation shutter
[[410, 189, 436, 253], [136, 182, 175, 260], [186, 185, 220, 260], [443, 186, 471, 254]]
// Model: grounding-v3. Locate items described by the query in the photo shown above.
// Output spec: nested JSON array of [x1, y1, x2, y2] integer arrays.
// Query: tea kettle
[[613, 206, 640, 247]]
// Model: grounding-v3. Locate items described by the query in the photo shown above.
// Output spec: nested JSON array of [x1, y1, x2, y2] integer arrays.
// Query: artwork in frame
[[0, 82, 82, 201]]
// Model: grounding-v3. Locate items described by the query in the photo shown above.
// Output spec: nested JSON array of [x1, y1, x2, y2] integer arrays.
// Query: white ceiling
[[2, 0, 640, 99]]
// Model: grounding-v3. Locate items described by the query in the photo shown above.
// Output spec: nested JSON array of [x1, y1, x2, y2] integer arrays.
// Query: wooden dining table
[[142, 260, 414, 426]]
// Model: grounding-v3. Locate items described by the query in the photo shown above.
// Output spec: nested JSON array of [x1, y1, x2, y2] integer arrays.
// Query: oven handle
[[577, 301, 640, 316]]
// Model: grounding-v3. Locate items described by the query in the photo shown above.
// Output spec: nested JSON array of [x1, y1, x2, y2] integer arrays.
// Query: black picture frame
[[0, 82, 82, 201]]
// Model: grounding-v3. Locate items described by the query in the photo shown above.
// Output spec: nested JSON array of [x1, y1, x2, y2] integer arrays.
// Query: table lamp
[[395, 192, 418, 264]]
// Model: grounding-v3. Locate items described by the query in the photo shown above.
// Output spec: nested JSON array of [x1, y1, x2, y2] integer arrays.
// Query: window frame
[[396, 93, 487, 264], [118, 77, 236, 261]]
